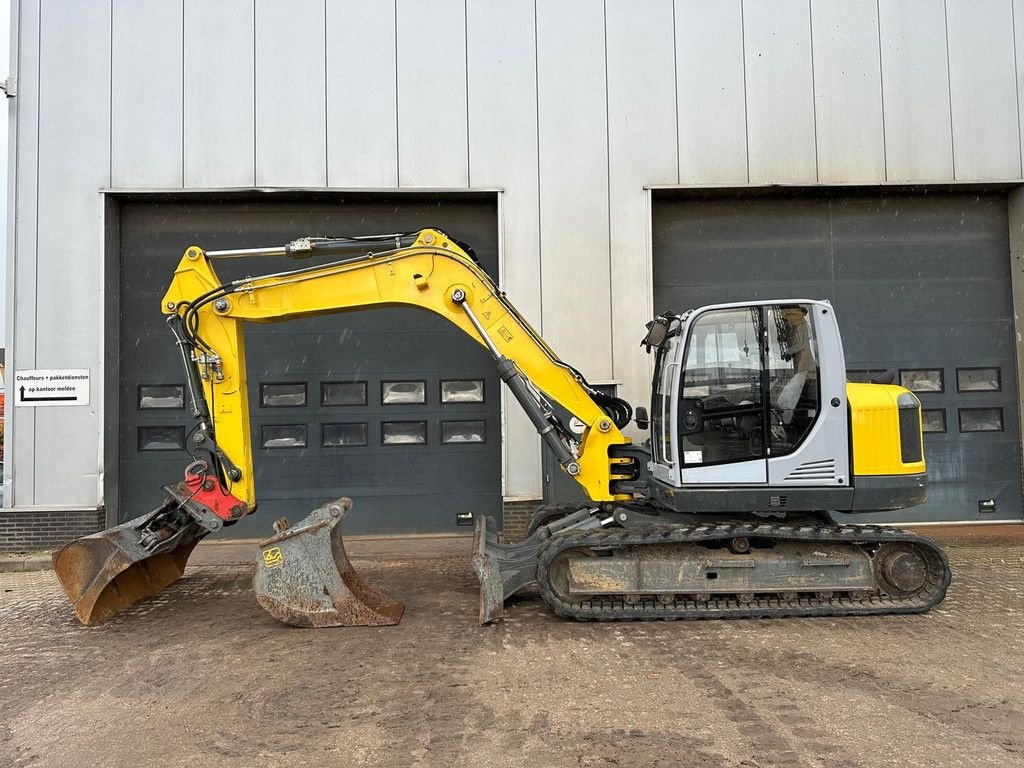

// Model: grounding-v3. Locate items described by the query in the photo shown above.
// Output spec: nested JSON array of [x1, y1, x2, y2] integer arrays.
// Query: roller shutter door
[[115, 193, 501, 537], [652, 189, 1021, 523]]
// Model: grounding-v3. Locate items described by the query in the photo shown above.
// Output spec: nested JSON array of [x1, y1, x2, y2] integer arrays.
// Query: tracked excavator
[[53, 228, 950, 627]]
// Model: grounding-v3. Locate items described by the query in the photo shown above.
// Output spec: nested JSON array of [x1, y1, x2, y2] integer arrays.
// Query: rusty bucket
[[253, 497, 404, 628], [52, 502, 207, 626]]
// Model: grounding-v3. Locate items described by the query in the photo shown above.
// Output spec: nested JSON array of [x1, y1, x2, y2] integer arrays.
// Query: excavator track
[[536, 521, 950, 621]]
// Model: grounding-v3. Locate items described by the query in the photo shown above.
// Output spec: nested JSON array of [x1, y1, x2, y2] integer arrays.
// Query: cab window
[[680, 308, 765, 466], [651, 331, 680, 465], [766, 305, 820, 456]]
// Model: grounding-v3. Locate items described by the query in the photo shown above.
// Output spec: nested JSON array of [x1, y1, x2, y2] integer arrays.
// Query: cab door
[[678, 306, 768, 484]]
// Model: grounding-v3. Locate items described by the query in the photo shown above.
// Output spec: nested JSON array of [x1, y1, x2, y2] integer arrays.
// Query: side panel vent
[[784, 459, 836, 482]]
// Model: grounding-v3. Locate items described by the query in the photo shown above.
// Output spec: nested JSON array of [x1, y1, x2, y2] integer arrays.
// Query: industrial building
[[3, 0, 1023, 549]]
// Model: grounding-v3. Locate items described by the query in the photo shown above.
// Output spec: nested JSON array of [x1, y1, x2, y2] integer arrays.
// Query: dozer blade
[[52, 501, 207, 626], [472, 514, 553, 625], [253, 497, 404, 628]]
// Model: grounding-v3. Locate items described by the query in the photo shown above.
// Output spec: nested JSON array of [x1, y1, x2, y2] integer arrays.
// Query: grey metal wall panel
[[606, 0, 677, 410], [946, 0, 1021, 180], [3, 0, 20, 505], [8, 0, 40, 506], [877, 0, 953, 181], [810, 0, 885, 182], [254, 0, 327, 186], [326, 0, 398, 187], [652, 190, 1021, 523], [675, 0, 747, 184], [396, 0, 468, 187], [183, 0, 255, 188], [466, 0, 542, 498], [33, 0, 110, 506], [743, 0, 817, 183], [1017, 1, 1024, 176], [536, 0, 611, 377], [111, 0, 183, 188]]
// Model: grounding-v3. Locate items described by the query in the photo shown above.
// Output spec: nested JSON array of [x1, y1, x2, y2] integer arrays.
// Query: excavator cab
[[648, 300, 848, 490]]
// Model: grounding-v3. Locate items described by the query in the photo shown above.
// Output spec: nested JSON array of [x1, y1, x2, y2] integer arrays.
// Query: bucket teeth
[[253, 498, 404, 627], [52, 503, 206, 626]]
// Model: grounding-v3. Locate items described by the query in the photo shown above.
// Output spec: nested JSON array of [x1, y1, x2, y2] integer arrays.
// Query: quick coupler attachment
[[253, 498, 404, 628]]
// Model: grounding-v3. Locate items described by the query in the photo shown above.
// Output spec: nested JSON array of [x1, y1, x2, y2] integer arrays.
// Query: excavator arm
[[160, 227, 633, 517], [53, 228, 640, 625]]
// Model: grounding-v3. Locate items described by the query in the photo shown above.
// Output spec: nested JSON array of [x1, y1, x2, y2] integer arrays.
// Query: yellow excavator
[[53, 228, 950, 626]]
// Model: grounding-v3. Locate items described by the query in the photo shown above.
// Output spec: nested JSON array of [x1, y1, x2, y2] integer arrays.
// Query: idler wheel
[[874, 544, 928, 596]]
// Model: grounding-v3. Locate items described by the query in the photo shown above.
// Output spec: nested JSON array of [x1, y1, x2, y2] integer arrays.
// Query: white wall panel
[[326, 0, 397, 187], [946, 0, 1021, 180], [396, 0, 468, 187], [810, 0, 885, 181], [675, 0, 747, 184], [184, 0, 255, 188], [33, 0, 110, 505], [255, 0, 326, 186], [111, 0, 182, 188], [877, 0, 953, 181], [8, 0, 40, 505], [536, 0, 611, 377], [743, 0, 817, 183], [607, 0, 676, 413], [466, 0, 541, 497]]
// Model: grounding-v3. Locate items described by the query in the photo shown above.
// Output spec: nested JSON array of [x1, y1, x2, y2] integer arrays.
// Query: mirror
[[634, 406, 650, 430], [641, 314, 672, 352]]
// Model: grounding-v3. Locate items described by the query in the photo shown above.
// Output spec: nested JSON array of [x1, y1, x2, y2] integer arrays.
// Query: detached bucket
[[52, 502, 206, 626], [254, 498, 404, 627]]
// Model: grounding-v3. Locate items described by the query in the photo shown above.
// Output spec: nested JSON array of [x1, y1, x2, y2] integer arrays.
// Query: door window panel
[[322, 423, 368, 447], [899, 369, 944, 393], [382, 421, 427, 445], [959, 408, 1003, 433], [922, 409, 947, 433], [766, 305, 820, 456], [321, 381, 367, 406], [441, 420, 485, 444], [138, 385, 184, 410], [956, 367, 1000, 392], [382, 381, 426, 405], [680, 308, 764, 465], [138, 425, 185, 451], [260, 382, 307, 407], [261, 424, 307, 448], [441, 379, 485, 403], [651, 332, 681, 465]]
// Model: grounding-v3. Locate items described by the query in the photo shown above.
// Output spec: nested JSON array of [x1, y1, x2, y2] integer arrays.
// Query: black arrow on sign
[[19, 385, 77, 403]]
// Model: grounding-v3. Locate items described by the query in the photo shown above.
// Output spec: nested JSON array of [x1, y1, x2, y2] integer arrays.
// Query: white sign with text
[[14, 369, 90, 407]]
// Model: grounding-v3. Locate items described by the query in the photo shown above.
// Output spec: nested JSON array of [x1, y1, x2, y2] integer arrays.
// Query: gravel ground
[[0, 539, 1022, 768]]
